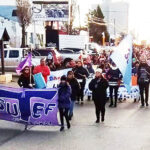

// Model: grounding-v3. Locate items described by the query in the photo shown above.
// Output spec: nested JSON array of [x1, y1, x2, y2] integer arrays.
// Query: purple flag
[[16, 53, 32, 75]]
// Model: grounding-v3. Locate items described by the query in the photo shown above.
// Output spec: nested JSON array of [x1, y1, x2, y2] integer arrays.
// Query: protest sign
[[0, 86, 59, 126]]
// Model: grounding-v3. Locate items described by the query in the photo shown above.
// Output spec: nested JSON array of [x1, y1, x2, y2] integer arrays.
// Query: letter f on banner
[[110, 35, 133, 92]]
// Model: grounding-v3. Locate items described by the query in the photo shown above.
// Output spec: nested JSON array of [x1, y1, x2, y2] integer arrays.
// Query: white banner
[[47, 68, 71, 88], [47, 69, 140, 100]]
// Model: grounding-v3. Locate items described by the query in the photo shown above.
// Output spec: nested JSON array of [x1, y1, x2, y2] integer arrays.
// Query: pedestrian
[[73, 60, 89, 104], [106, 62, 122, 107], [58, 75, 71, 131], [67, 71, 80, 120], [137, 59, 150, 107], [18, 66, 34, 88], [89, 68, 108, 123], [33, 58, 50, 83]]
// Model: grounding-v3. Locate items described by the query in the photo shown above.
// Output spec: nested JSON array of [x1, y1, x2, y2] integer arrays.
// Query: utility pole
[[114, 18, 116, 38], [0, 40, 5, 74]]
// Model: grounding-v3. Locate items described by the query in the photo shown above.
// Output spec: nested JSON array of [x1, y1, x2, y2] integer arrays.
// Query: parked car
[[0, 48, 41, 72], [33, 48, 63, 66], [59, 48, 88, 66]]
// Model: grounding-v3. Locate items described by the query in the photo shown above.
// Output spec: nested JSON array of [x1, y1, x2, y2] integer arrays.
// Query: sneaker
[[67, 123, 71, 129], [95, 119, 100, 123], [101, 117, 104, 122], [109, 104, 113, 107], [60, 126, 64, 132], [146, 103, 149, 107], [81, 102, 84, 105], [114, 104, 117, 107]]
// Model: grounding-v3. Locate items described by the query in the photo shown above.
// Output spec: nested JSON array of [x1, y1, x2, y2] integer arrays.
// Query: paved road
[[1, 79, 150, 150], [0, 96, 150, 150]]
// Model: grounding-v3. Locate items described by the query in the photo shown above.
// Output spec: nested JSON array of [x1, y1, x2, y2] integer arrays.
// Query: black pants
[[59, 108, 70, 127], [139, 83, 149, 105], [109, 86, 119, 105], [94, 101, 105, 120], [77, 82, 85, 102]]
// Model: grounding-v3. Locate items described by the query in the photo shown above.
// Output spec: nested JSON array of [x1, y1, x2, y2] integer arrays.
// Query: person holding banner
[[89, 68, 108, 123], [18, 66, 34, 88], [33, 58, 50, 83], [58, 75, 71, 131], [73, 60, 89, 104], [106, 63, 122, 107], [67, 71, 80, 120], [137, 59, 150, 107]]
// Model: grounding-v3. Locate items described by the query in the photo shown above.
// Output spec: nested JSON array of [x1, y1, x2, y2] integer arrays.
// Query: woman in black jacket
[[73, 60, 89, 104], [89, 68, 108, 123], [67, 71, 80, 120], [18, 66, 34, 88], [106, 63, 122, 107]]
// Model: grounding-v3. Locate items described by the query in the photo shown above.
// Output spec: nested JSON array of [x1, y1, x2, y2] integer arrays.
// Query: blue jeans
[[69, 100, 75, 117]]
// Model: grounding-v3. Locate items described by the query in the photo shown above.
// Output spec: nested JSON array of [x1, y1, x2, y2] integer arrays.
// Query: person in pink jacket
[[33, 58, 50, 83]]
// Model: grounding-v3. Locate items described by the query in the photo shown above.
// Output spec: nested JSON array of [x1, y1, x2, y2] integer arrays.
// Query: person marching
[[106, 62, 122, 107], [137, 59, 150, 107], [73, 60, 89, 104], [33, 58, 50, 83], [58, 75, 71, 131], [67, 71, 80, 120], [89, 68, 108, 123]]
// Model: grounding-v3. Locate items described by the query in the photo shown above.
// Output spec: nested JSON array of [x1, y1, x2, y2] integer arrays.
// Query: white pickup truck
[[0, 48, 41, 72]]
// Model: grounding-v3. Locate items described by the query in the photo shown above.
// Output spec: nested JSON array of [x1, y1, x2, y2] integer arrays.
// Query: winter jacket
[[18, 74, 34, 88], [33, 65, 50, 83], [58, 83, 71, 108], [89, 77, 108, 105], [73, 66, 89, 84], [68, 78, 80, 101], [87, 63, 95, 74], [106, 68, 122, 86], [137, 63, 150, 84]]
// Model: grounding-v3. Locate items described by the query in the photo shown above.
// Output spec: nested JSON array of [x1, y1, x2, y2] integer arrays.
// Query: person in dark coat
[[67, 71, 80, 120], [89, 68, 108, 123], [58, 75, 71, 131], [73, 60, 89, 104], [86, 63, 95, 74], [137, 59, 150, 107], [18, 66, 34, 88], [106, 63, 122, 107]]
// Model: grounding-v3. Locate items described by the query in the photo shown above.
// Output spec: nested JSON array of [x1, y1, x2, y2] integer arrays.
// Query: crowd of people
[[17, 46, 150, 131]]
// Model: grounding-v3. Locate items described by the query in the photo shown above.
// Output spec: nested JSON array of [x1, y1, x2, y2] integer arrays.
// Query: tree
[[16, 0, 32, 48], [88, 5, 109, 44]]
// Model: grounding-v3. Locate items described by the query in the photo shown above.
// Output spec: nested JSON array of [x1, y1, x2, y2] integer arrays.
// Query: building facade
[[0, 0, 46, 48]]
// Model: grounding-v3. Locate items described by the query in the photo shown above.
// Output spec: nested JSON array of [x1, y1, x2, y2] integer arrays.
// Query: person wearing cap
[[33, 58, 50, 83], [58, 75, 71, 131], [106, 62, 122, 107], [73, 60, 89, 104], [89, 68, 108, 123], [137, 59, 150, 107]]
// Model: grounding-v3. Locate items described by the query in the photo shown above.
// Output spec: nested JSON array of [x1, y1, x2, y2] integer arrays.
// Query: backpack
[[138, 67, 149, 84]]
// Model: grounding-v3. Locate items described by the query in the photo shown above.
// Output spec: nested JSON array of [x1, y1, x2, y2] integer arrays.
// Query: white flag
[[110, 35, 133, 92]]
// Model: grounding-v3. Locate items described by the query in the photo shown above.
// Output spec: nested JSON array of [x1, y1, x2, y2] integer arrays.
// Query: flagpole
[[29, 49, 32, 85]]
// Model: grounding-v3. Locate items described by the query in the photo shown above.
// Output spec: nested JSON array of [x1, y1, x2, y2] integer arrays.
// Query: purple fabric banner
[[0, 86, 59, 126], [16, 53, 32, 75]]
